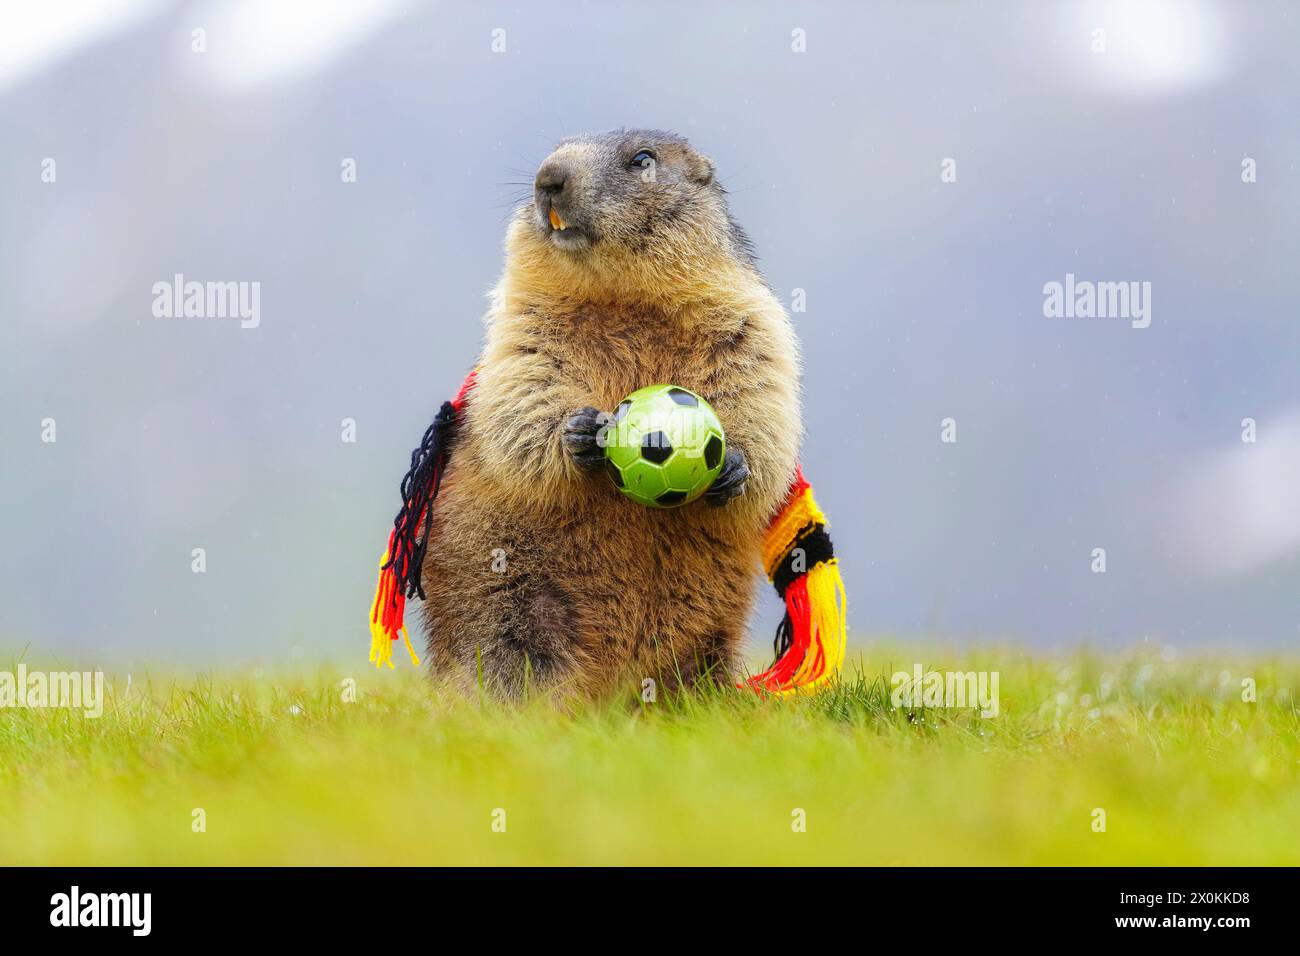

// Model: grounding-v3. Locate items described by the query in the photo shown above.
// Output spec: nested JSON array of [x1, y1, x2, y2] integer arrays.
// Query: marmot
[[417, 129, 803, 701]]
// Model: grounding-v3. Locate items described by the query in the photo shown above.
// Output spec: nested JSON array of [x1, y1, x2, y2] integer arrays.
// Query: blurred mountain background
[[0, 0, 1296, 668]]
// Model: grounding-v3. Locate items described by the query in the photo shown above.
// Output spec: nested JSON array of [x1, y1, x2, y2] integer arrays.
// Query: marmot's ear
[[687, 152, 715, 185]]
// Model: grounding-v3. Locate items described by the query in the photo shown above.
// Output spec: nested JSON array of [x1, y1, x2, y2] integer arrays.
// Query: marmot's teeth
[[549, 207, 566, 230]]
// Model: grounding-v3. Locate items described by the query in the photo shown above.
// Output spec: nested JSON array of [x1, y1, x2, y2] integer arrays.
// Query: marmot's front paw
[[705, 446, 749, 506], [562, 406, 609, 471]]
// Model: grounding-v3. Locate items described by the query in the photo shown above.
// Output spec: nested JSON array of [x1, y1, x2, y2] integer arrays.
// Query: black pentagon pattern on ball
[[641, 430, 672, 464], [656, 490, 687, 506], [605, 459, 624, 488], [667, 387, 698, 407], [704, 435, 723, 470]]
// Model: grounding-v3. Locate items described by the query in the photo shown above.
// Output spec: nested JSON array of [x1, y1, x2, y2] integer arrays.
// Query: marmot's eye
[[629, 150, 656, 170]]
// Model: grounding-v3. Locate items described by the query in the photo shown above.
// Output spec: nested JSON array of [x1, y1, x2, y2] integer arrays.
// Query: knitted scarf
[[369, 371, 847, 696]]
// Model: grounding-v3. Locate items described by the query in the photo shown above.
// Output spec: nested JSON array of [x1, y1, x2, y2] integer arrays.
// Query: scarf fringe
[[368, 372, 476, 669], [744, 468, 847, 696], [369, 529, 422, 669]]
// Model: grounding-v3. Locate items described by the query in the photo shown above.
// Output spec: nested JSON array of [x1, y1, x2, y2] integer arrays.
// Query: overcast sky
[[1, 0, 1296, 668]]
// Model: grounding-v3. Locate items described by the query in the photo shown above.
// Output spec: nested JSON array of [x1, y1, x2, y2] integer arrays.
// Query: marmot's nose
[[535, 160, 570, 196]]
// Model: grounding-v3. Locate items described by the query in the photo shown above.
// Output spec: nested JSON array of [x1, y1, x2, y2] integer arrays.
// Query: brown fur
[[419, 129, 801, 701]]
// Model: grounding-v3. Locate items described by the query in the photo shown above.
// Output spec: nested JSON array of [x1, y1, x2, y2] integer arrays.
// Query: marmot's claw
[[705, 446, 749, 506], [563, 406, 608, 471]]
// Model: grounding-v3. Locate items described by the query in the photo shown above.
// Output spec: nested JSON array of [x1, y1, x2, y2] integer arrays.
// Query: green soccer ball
[[602, 384, 726, 508]]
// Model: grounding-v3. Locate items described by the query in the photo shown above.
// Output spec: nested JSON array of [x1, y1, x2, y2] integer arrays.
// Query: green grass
[[1, 644, 1297, 865]]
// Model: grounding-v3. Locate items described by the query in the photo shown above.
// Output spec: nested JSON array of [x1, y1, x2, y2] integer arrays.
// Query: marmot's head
[[505, 129, 755, 302]]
